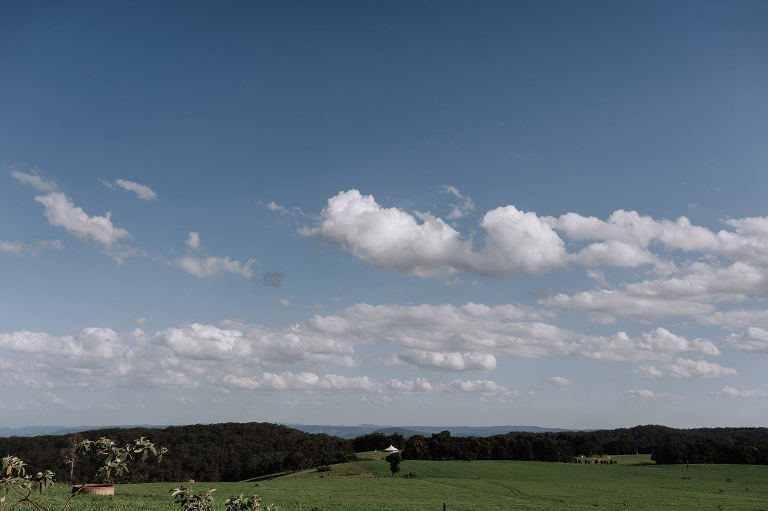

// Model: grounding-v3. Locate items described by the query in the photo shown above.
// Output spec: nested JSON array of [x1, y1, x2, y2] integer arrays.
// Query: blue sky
[[2, 0, 768, 429]]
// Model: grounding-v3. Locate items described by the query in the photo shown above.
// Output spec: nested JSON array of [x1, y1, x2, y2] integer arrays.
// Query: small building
[[384, 445, 399, 453]]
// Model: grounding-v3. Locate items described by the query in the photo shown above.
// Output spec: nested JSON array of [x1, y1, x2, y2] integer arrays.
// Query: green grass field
[[5, 457, 768, 510]]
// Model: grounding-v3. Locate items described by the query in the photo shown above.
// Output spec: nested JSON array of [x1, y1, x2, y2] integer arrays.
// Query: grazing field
[[5, 457, 768, 510]]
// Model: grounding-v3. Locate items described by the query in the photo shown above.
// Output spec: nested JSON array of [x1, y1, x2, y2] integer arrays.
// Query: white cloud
[[0, 327, 131, 359], [725, 327, 768, 353], [266, 201, 289, 214], [544, 289, 714, 324], [397, 350, 496, 372], [571, 328, 719, 362], [570, 241, 659, 268], [666, 358, 737, 379], [12, 170, 58, 192], [711, 386, 768, 398], [306, 302, 565, 358], [634, 364, 663, 378], [185, 232, 201, 250], [114, 178, 157, 200], [387, 378, 434, 394], [441, 185, 475, 219], [301, 190, 566, 278], [442, 379, 523, 401], [170, 233, 256, 279], [34, 192, 132, 246], [548, 376, 571, 386], [623, 389, 683, 400], [0, 239, 63, 255], [171, 255, 255, 279], [222, 372, 380, 392], [699, 309, 768, 329], [280, 299, 291, 307], [156, 323, 251, 360]]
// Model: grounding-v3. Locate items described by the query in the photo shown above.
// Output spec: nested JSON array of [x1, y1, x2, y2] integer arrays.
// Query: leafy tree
[[385, 452, 402, 477]]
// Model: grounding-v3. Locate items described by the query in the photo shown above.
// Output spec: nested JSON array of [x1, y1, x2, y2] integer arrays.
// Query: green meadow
[[6, 455, 768, 511]]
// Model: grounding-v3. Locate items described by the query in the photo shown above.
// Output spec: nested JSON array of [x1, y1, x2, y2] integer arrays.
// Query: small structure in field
[[384, 445, 399, 453]]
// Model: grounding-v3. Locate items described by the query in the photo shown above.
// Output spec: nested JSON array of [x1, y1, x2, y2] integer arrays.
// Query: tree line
[[3, 423, 768, 484], [395, 426, 768, 465]]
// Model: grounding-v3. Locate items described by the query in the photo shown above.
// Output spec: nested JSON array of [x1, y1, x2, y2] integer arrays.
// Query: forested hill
[[0, 422, 354, 483]]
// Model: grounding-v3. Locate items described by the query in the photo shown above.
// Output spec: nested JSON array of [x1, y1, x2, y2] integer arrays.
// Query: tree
[[385, 452, 402, 477]]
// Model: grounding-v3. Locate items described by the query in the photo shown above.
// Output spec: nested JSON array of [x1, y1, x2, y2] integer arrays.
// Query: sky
[[2, 0, 768, 429]]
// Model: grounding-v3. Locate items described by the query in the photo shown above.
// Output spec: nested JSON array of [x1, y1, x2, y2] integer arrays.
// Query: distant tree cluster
[[401, 426, 768, 466], [351, 432, 405, 452]]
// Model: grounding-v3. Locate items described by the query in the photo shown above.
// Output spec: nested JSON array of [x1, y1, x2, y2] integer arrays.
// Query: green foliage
[[225, 493, 278, 511], [1, 455, 55, 510], [1, 437, 164, 511], [171, 485, 215, 511], [0, 423, 354, 483], [385, 453, 401, 477], [76, 437, 167, 484]]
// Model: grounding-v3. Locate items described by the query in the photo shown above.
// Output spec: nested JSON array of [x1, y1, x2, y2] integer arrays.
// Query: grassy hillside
[[4, 457, 768, 510]]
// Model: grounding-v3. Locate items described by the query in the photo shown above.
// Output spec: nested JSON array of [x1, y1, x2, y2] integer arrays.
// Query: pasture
[[5, 457, 768, 510]]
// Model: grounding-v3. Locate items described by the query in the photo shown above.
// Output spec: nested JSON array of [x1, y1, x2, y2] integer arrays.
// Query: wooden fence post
[[442, 501, 446, 511]]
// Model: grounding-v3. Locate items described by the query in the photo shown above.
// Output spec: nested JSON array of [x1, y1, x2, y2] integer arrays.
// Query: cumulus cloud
[[185, 232, 201, 250], [301, 191, 768, 283], [306, 302, 565, 358], [665, 358, 737, 379], [301, 190, 566, 278], [544, 287, 714, 324], [34, 192, 132, 246], [171, 255, 255, 279], [0, 327, 131, 359], [114, 179, 157, 200], [725, 327, 768, 353], [12, 170, 58, 192], [711, 386, 768, 398], [169, 233, 256, 279], [548, 376, 571, 386], [623, 389, 683, 400], [156, 323, 251, 360], [570, 328, 720, 363], [634, 364, 663, 378], [397, 350, 496, 372], [699, 309, 768, 329], [222, 372, 380, 392], [570, 241, 659, 268]]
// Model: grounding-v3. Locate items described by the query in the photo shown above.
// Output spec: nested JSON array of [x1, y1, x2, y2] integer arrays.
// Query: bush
[[315, 465, 332, 472], [404, 472, 418, 479]]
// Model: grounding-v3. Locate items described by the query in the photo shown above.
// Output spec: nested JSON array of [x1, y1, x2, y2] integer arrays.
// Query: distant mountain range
[[0, 423, 574, 439], [286, 424, 575, 438], [0, 425, 163, 438]]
